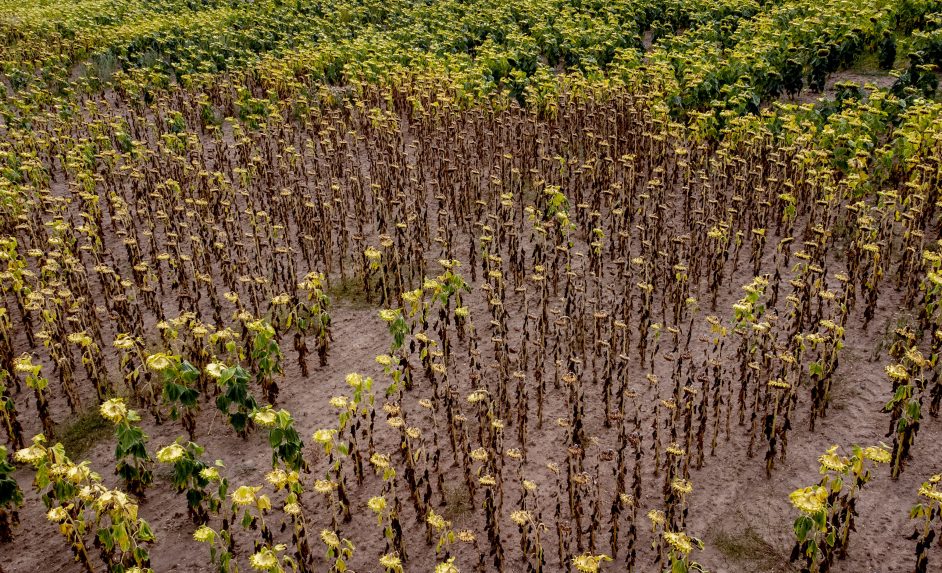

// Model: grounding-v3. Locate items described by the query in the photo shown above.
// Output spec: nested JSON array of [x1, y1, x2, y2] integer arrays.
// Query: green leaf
[[794, 515, 812, 541], [263, 427, 279, 448]]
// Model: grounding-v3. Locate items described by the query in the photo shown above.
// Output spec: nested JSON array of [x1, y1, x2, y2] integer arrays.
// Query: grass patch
[[442, 484, 472, 523], [326, 274, 371, 309], [849, 52, 886, 75], [54, 407, 111, 457], [713, 527, 795, 572], [325, 261, 427, 309]]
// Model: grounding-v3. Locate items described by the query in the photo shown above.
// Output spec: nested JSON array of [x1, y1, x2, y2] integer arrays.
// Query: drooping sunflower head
[[789, 485, 828, 515]]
